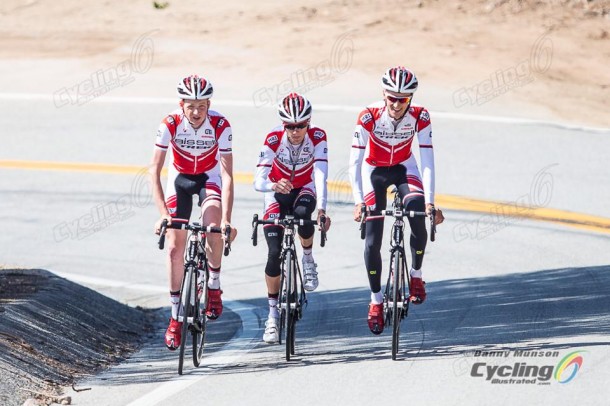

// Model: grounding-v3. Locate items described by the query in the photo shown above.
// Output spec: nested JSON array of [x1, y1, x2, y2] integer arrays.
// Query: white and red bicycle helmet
[[177, 75, 214, 100], [381, 66, 418, 94], [278, 93, 312, 123]]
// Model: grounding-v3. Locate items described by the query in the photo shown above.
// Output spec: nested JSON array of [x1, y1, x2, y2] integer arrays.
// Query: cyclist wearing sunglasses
[[349, 66, 445, 335], [151, 75, 237, 350], [254, 93, 331, 343]]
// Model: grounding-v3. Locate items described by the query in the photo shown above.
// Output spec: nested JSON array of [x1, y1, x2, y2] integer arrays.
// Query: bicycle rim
[[285, 250, 294, 361], [193, 268, 208, 367], [178, 267, 194, 375], [391, 253, 401, 360]]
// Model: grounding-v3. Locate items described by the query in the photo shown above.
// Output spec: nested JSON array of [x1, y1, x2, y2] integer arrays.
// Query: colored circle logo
[[555, 351, 584, 383]]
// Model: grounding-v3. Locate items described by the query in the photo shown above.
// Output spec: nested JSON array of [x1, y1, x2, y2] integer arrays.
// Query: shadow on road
[[100, 265, 610, 383]]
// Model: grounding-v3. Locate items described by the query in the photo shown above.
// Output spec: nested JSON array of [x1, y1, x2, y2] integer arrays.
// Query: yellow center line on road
[[2, 159, 609, 234]]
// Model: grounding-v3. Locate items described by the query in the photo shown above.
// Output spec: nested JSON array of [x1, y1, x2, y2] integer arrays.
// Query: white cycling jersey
[[154, 109, 232, 175], [254, 125, 329, 211], [349, 102, 435, 205]]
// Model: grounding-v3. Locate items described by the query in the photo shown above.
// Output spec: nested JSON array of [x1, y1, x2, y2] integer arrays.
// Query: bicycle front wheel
[[178, 266, 194, 375], [193, 267, 208, 367], [391, 252, 403, 360], [285, 250, 294, 361]]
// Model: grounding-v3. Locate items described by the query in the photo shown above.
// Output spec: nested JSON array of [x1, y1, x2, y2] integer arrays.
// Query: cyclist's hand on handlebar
[[317, 209, 331, 232], [272, 178, 294, 194], [155, 215, 172, 235], [221, 221, 238, 242], [353, 203, 366, 222], [426, 204, 445, 225]]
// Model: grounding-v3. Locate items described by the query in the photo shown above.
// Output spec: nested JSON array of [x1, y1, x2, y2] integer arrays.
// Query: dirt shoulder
[[0, 269, 156, 406], [0, 0, 608, 127]]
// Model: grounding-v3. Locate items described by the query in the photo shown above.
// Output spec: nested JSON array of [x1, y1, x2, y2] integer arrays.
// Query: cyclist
[[349, 66, 445, 335], [254, 93, 331, 343], [151, 75, 237, 350]]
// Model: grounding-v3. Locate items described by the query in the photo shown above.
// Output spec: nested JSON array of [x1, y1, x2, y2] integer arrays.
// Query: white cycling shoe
[[302, 260, 319, 292], [263, 316, 279, 344]]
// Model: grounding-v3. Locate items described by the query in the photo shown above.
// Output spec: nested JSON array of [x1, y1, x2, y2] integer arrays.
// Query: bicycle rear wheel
[[391, 252, 402, 360], [178, 266, 194, 375], [193, 266, 208, 367], [285, 250, 294, 361]]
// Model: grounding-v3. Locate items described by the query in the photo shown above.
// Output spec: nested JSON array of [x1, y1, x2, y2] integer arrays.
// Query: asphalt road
[[1, 97, 609, 405]]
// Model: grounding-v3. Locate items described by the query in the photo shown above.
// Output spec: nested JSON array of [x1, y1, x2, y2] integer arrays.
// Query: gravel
[[0, 269, 155, 406]]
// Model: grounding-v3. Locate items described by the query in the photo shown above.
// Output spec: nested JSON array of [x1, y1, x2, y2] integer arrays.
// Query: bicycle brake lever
[[320, 216, 326, 247], [251, 214, 259, 246], [223, 225, 232, 256], [430, 208, 436, 242], [158, 219, 168, 250], [359, 205, 367, 240]]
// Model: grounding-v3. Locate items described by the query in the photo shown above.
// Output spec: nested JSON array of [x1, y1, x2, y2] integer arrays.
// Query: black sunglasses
[[284, 122, 308, 131]]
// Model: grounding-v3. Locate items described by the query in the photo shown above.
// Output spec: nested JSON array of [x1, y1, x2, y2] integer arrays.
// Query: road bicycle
[[158, 219, 231, 374], [359, 189, 436, 360], [251, 214, 326, 361]]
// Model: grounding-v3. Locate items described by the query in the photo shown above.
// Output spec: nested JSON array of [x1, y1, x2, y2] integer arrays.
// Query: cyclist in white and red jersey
[[151, 75, 237, 350], [254, 93, 331, 343], [349, 66, 445, 335]]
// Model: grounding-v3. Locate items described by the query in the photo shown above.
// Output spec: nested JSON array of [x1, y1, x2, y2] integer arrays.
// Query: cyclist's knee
[[297, 225, 314, 239], [293, 205, 313, 219], [265, 260, 281, 277], [168, 243, 183, 263], [403, 194, 425, 210]]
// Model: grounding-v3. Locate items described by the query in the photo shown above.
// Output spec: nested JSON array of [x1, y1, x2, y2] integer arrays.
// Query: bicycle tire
[[285, 250, 294, 361], [289, 253, 298, 356], [391, 252, 402, 360], [278, 266, 286, 346], [178, 266, 194, 375], [193, 265, 208, 367]]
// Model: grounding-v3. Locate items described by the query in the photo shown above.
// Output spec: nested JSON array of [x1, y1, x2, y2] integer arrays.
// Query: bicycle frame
[[384, 194, 411, 322], [251, 213, 325, 360], [157, 220, 230, 374], [358, 190, 430, 360]]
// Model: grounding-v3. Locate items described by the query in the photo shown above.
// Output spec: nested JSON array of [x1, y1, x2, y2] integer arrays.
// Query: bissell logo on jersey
[[175, 139, 216, 149], [374, 129, 414, 139]]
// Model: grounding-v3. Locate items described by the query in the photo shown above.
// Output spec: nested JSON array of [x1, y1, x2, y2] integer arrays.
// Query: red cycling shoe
[[165, 318, 182, 350], [206, 288, 223, 320], [409, 277, 426, 304], [367, 303, 384, 335]]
